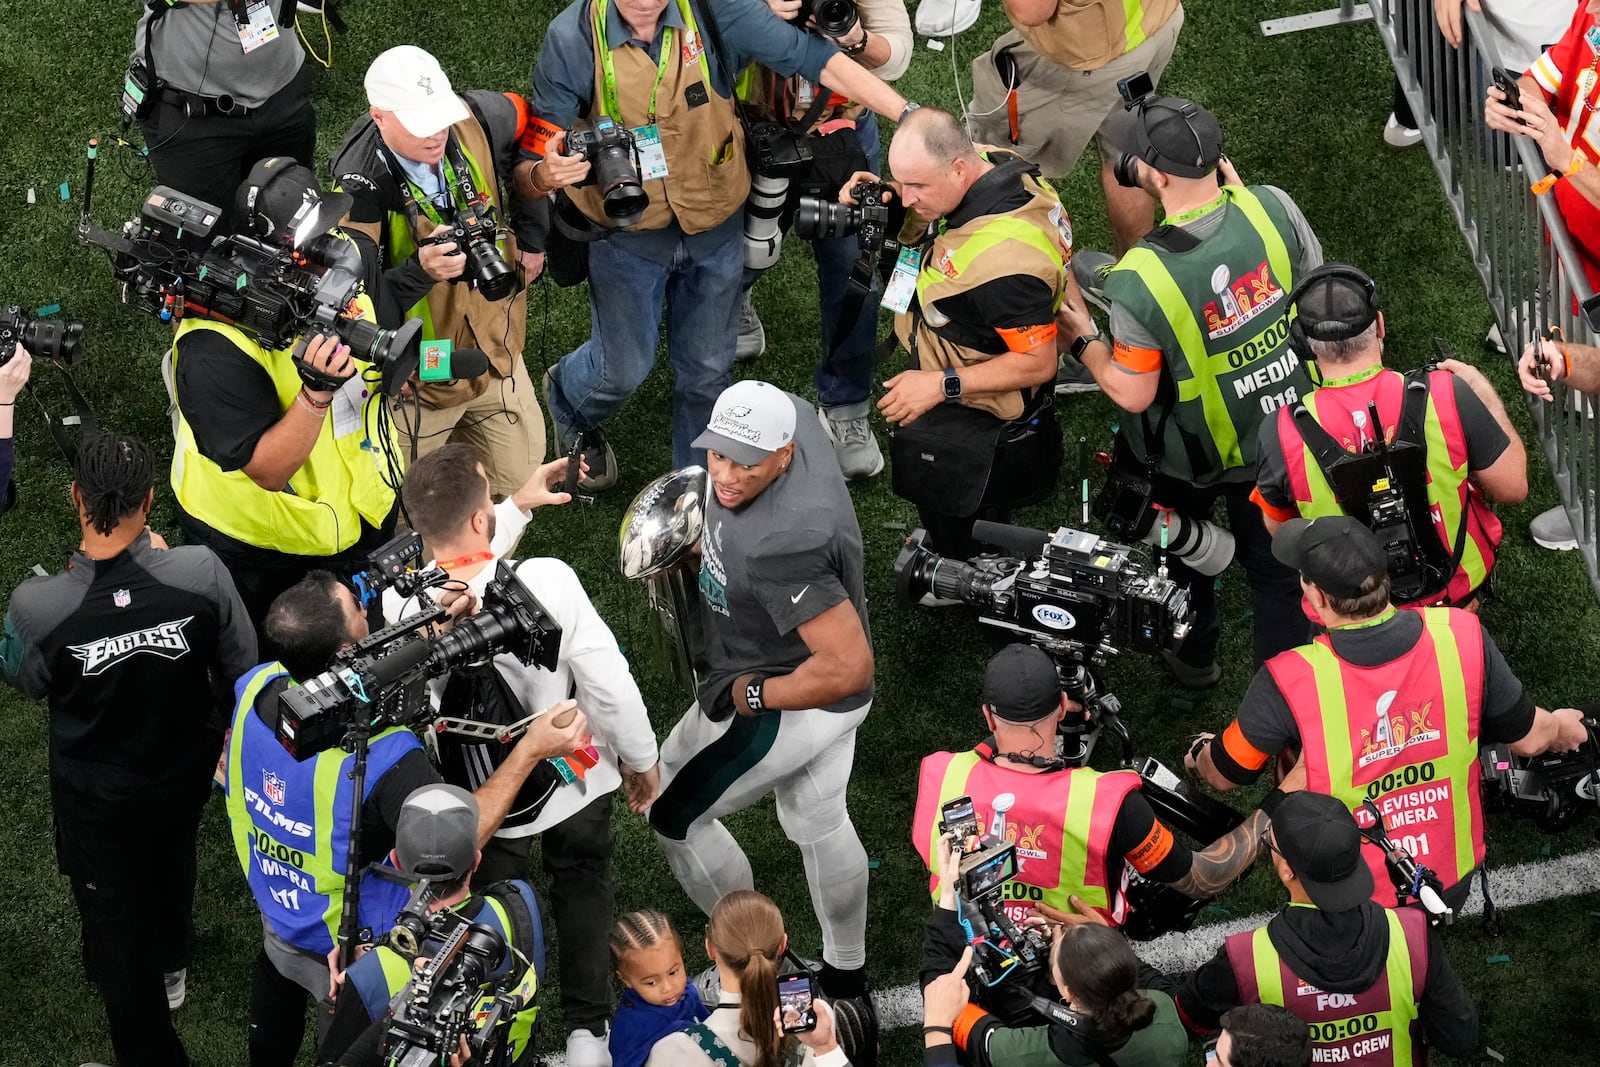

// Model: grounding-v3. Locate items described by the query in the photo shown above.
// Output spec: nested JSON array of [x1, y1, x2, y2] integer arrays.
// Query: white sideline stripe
[[538, 845, 1600, 1064]]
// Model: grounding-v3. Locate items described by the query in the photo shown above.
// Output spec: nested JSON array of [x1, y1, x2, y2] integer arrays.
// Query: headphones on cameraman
[[1286, 263, 1381, 359], [1115, 97, 1219, 188]]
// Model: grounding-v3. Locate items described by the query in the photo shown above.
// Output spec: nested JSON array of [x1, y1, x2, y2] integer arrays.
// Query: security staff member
[[912, 646, 1272, 938], [1253, 265, 1526, 609], [1187, 517, 1590, 912], [866, 107, 1068, 559], [170, 158, 401, 627], [516, 0, 910, 485], [226, 572, 589, 1066], [322, 784, 545, 1067], [1058, 97, 1322, 684], [0, 432, 256, 1067], [331, 47, 552, 498], [1176, 793, 1478, 1066], [131, 0, 314, 232], [735, 0, 912, 481]]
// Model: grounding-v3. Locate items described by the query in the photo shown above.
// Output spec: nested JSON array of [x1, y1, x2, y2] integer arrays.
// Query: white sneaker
[[1530, 504, 1578, 550], [819, 405, 884, 479], [566, 1026, 612, 1067], [736, 297, 766, 362], [1486, 321, 1507, 355], [915, 0, 980, 36], [1384, 113, 1423, 148], [164, 968, 186, 1011]]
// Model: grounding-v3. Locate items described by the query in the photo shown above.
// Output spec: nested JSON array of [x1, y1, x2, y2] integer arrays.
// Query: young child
[[609, 910, 711, 1067]]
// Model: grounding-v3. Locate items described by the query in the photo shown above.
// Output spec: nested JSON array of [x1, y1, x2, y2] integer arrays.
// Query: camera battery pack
[[122, 60, 156, 122]]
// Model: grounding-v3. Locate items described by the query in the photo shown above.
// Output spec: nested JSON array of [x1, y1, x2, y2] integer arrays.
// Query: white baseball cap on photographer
[[693, 380, 796, 465], [365, 46, 470, 138]]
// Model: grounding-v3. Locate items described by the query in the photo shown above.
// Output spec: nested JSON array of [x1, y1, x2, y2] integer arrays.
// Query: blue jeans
[[546, 220, 744, 468]]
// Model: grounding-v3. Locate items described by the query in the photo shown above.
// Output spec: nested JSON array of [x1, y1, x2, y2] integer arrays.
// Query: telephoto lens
[[1141, 510, 1235, 576], [744, 173, 790, 270], [0, 307, 85, 365], [793, 198, 861, 241]]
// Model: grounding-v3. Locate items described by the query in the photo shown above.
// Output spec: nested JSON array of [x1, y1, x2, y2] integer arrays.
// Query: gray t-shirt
[[697, 393, 873, 712], [134, 0, 304, 108]]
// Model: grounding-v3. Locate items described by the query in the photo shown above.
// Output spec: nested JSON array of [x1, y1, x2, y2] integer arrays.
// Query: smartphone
[[1203, 1037, 1219, 1065], [778, 973, 818, 1034], [1117, 70, 1154, 107], [940, 795, 980, 842], [1491, 67, 1523, 114]]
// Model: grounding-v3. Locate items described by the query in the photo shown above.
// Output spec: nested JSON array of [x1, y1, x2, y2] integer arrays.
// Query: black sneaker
[[826, 990, 879, 1067]]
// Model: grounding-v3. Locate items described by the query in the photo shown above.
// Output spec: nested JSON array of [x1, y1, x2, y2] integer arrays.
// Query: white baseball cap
[[365, 46, 471, 138], [693, 380, 797, 465]]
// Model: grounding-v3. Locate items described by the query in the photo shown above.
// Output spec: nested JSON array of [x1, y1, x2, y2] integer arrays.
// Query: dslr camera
[[794, 179, 895, 254], [1093, 454, 1235, 577], [797, 0, 860, 37], [569, 118, 649, 226], [0, 307, 83, 366], [415, 208, 516, 302], [742, 123, 817, 271]]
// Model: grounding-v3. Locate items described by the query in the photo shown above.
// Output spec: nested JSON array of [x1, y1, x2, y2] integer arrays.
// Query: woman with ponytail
[[646, 891, 852, 1067]]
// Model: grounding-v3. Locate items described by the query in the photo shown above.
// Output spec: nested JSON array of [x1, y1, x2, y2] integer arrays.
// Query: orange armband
[[521, 115, 565, 158], [996, 322, 1057, 352], [953, 1002, 991, 1051]]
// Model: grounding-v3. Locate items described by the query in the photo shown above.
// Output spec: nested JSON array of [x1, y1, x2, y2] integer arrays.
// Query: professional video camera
[[569, 118, 649, 226], [795, 0, 859, 36], [1094, 457, 1235, 578], [74, 141, 423, 397], [1481, 722, 1600, 832], [276, 561, 561, 759], [0, 307, 83, 365], [381, 887, 525, 1067], [944, 820, 1052, 988], [413, 203, 516, 302], [794, 179, 896, 254]]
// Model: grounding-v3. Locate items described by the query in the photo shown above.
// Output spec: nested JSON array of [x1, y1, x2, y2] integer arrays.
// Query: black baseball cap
[[982, 644, 1062, 723], [1133, 96, 1223, 179], [1270, 791, 1374, 912], [1291, 264, 1381, 343], [236, 156, 352, 248], [1271, 516, 1388, 599]]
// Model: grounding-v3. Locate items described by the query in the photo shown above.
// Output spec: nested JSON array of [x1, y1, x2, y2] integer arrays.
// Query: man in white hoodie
[[386, 442, 659, 1067]]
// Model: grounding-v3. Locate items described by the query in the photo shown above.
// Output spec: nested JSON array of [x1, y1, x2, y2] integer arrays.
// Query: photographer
[[171, 158, 405, 628], [918, 843, 1187, 1067], [225, 572, 589, 1066], [516, 0, 910, 485], [0, 343, 32, 514], [1187, 517, 1590, 913], [331, 47, 553, 498], [913, 646, 1271, 945], [393, 442, 659, 1066], [734, 0, 912, 481], [131, 0, 314, 232], [1059, 96, 1321, 685], [322, 784, 544, 1067], [0, 431, 256, 1067], [1252, 265, 1526, 610], [1174, 793, 1478, 1064], [864, 107, 1069, 559]]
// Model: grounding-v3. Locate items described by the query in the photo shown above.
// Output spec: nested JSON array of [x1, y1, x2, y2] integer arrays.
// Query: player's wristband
[[740, 674, 769, 713]]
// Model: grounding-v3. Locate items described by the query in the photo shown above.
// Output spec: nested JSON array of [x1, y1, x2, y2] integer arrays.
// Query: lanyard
[[593, 0, 712, 124], [401, 152, 463, 228], [1163, 192, 1228, 227]]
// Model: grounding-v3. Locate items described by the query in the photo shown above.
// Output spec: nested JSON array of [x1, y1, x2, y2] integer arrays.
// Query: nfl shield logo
[[113, 589, 131, 608], [263, 771, 286, 806]]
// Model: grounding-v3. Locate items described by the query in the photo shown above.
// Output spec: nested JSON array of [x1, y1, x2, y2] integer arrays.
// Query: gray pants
[[649, 701, 871, 969]]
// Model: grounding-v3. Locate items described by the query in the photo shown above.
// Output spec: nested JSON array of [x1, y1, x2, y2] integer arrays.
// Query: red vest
[[1266, 608, 1486, 905], [1226, 905, 1429, 1067], [911, 747, 1141, 926]]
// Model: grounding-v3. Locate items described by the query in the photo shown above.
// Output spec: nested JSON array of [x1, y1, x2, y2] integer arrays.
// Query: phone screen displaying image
[[778, 974, 817, 1033], [940, 795, 979, 840]]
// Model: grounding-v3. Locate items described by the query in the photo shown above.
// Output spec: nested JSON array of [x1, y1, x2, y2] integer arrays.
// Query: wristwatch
[[942, 368, 962, 403], [1069, 334, 1099, 363]]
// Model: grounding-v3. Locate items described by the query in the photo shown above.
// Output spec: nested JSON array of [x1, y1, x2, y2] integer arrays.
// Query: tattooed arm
[[1166, 809, 1268, 899]]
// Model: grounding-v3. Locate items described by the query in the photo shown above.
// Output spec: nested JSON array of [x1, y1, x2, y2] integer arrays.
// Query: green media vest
[[1103, 185, 1314, 485]]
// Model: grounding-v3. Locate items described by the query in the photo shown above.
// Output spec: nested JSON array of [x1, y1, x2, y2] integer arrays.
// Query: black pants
[[139, 62, 316, 233], [1151, 474, 1310, 669], [916, 505, 1016, 562], [475, 792, 615, 1034], [55, 784, 208, 1067]]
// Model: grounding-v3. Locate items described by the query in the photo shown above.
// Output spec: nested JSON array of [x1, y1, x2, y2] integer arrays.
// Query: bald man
[[847, 108, 1070, 557]]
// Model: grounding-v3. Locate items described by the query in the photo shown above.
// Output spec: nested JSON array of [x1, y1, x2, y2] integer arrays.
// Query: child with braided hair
[[609, 910, 711, 1067]]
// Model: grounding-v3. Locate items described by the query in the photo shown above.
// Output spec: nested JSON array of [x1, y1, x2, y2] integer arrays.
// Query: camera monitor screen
[[962, 844, 1018, 897]]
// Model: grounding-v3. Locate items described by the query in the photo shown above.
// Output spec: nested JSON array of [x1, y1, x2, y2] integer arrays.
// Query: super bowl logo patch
[[936, 248, 959, 279], [263, 770, 286, 806], [681, 30, 704, 64], [113, 588, 131, 608]]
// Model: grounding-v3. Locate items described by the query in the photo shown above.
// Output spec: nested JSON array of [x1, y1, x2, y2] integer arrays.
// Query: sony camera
[[415, 209, 516, 302], [1480, 726, 1600, 833], [569, 118, 649, 226], [0, 307, 84, 366], [78, 180, 423, 397], [276, 561, 561, 759], [1093, 456, 1236, 577], [794, 180, 895, 254], [796, 0, 860, 37]]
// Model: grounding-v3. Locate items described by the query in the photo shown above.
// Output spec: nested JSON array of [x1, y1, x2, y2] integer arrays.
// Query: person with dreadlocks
[[0, 431, 256, 1067]]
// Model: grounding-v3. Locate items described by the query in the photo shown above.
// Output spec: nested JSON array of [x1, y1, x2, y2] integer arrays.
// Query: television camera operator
[[392, 442, 660, 1066], [1252, 265, 1525, 610], [0, 431, 256, 1067], [733, 0, 912, 481], [1187, 517, 1590, 913], [170, 157, 406, 627], [858, 106, 1070, 559], [515, 0, 910, 486], [322, 784, 545, 1067], [330, 47, 553, 497], [224, 571, 589, 1066], [1058, 93, 1321, 686]]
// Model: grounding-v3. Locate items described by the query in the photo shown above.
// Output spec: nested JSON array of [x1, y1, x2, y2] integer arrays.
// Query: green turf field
[[3, 0, 1599, 1063]]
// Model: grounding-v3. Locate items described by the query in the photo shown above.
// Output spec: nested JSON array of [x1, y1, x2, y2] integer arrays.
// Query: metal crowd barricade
[[1369, 0, 1600, 599]]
